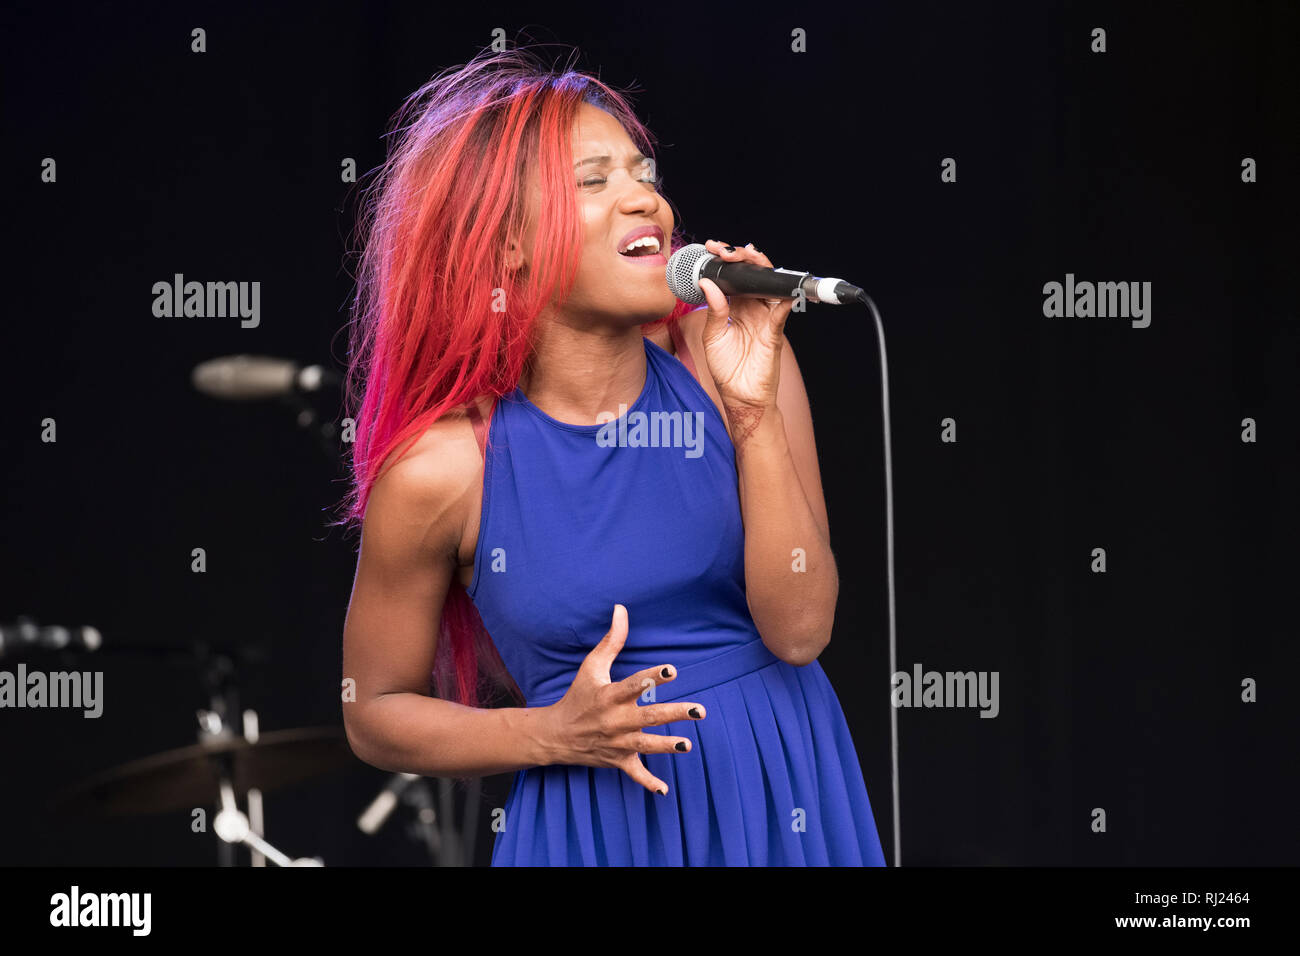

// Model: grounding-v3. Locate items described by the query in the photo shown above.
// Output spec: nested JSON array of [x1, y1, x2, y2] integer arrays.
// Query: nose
[[614, 170, 661, 214]]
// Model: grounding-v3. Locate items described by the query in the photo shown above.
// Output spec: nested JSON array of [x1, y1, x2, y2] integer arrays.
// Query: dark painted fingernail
[[675, 741, 688, 752], [723, 244, 736, 252], [688, 707, 701, 719], [661, 667, 671, 678], [658, 787, 667, 795]]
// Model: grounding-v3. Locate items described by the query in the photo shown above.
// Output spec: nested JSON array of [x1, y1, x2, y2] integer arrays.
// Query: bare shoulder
[[363, 401, 487, 564]]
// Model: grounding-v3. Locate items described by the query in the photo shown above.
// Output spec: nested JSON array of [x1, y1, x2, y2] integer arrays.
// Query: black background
[[2, 0, 1296, 866]]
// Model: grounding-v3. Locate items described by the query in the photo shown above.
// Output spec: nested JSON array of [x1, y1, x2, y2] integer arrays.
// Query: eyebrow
[[573, 153, 650, 169]]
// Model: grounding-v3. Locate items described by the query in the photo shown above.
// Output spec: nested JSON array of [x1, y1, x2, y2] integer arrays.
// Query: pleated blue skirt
[[491, 639, 888, 866]]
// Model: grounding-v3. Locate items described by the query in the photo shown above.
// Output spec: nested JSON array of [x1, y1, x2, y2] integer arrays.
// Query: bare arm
[[340, 424, 554, 777], [731, 334, 838, 666], [680, 300, 837, 666]]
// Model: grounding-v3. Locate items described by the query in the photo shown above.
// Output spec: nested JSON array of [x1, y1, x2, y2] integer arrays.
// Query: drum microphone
[[665, 242, 865, 307], [192, 356, 340, 401], [0, 618, 102, 660]]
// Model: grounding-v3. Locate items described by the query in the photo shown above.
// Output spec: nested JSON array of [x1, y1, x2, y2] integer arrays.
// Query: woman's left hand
[[697, 239, 793, 412]]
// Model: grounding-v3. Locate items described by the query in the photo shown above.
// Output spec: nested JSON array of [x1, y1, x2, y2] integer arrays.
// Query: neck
[[519, 319, 648, 426]]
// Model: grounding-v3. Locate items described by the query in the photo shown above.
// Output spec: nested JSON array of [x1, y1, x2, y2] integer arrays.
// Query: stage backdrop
[[2, 0, 1296, 865]]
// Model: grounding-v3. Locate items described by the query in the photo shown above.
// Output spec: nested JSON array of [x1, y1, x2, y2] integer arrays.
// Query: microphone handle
[[698, 259, 863, 305], [699, 259, 810, 298]]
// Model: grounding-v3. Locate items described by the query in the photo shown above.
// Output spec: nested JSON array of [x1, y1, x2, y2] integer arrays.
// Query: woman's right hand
[[536, 604, 706, 796]]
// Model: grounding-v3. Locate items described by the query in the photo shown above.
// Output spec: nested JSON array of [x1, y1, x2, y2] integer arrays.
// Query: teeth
[[620, 235, 661, 255]]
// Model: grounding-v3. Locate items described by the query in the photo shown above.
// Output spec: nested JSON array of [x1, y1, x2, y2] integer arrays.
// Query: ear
[[503, 234, 527, 272]]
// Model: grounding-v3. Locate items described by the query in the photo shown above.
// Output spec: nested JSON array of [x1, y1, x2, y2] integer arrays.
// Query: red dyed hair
[[335, 46, 695, 709]]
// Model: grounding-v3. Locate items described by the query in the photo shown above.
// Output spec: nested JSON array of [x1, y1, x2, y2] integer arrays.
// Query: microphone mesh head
[[665, 243, 709, 305]]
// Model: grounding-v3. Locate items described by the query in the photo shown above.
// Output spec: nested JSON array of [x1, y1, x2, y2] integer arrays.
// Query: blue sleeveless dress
[[467, 334, 887, 866]]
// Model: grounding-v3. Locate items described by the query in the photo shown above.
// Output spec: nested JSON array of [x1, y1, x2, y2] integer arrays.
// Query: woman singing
[[339, 46, 886, 866]]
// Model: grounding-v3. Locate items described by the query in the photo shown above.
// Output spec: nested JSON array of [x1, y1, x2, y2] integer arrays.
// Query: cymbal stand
[[197, 649, 322, 867]]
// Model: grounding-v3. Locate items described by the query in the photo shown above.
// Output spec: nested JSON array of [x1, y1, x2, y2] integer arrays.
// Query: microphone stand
[[357, 773, 483, 865]]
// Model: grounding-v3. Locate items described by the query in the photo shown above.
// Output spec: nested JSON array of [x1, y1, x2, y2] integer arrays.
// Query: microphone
[[192, 356, 340, 401], [666, 243, 865, 307]]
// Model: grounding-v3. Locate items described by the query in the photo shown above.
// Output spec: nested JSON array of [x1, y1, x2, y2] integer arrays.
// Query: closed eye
[[580, 171, 661, 188]]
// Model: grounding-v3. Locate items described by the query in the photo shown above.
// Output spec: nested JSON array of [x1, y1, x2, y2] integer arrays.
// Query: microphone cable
[[856, 289, 901, 868]]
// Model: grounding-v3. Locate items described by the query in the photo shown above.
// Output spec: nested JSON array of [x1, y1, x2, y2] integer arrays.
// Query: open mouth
[[615, 226, 666, 264], [618, 236, 663, 258]]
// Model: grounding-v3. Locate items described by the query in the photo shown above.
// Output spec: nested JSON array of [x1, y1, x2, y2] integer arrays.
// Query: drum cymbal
[[54, 726, 356, 817]]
